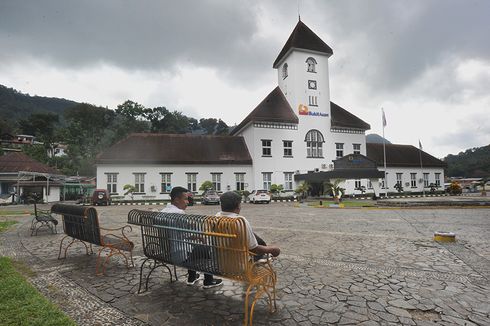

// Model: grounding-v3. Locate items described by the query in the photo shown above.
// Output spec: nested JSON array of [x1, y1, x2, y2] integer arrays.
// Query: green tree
[[270, 184, 284, 194], [115, 100, 146, 120], [17, 112, 60, 148], [123, 184, 136, 201], [23, 144, 49, 164], [199, 180, 213, 191]]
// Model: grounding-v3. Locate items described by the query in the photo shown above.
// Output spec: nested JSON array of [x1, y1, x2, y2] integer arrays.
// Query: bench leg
[[58, 236, 91, 260], [138, 259, 174, 294]]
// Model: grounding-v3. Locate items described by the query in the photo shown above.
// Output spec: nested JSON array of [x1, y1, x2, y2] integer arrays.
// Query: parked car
[[202, 190, 220, 205], [248, 190, 271, 204], [92, 189, 111, 206]]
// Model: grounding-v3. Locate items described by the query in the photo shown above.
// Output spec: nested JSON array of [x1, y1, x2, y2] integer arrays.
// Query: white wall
[[96, 164, 253, 200], [336, 167, 445, 196]]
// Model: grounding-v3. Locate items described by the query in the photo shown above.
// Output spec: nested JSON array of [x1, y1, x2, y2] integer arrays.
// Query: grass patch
[[0, 257, 76, 326], [0, 221, 18, 232], [0, 210, 32, 216], [308, 200, 376, 208]]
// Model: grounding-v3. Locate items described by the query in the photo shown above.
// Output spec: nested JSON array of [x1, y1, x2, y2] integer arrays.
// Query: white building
[[96, 20, 445, 199]]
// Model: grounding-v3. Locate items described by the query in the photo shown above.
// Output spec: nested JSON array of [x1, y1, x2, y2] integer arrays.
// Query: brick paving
[[1, 203, 489, 325]]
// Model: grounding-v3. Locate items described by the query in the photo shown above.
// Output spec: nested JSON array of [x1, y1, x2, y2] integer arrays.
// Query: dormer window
[[306, 57, 317, 73], [282, 63, 288, 79]]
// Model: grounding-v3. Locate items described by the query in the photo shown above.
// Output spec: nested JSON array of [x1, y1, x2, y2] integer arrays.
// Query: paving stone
[[386, 306, 412, 318], [389, 299, 416, 309]]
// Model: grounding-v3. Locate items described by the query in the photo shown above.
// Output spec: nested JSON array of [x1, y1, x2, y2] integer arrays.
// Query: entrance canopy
[[294, 154, 385, 183]]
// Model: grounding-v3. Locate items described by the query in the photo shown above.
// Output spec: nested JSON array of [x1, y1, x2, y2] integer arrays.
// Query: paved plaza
[[1, 203, 489, 325]]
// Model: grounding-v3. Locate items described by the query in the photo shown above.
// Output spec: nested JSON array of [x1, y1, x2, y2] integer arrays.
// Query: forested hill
[[0, 84, 79, 121], [444, 145, 490, 177]]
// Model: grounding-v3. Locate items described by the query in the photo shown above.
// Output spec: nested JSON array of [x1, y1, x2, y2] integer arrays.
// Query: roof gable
[[273, 20, 333, 68], [366, 143, 446, 168], [231, 87, 298, 135], [96, 133, 252, 165], [330, 102, 370, 130], [0, 152, 60, 174]]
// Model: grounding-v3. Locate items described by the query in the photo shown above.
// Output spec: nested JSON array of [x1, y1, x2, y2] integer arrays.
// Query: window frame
[[423, 173, 430, 187], [160, 173, 172, 193], [235, 173, 245, 191], [305, 130, 324, 158], [262, 172, 272, 191], [211, 173, 222, 191], [186, 173, 198, 193], [306, 57, 317, 73], [261, 139, 272, 157], [410, 173, 417, 188], [435, 173, 441, 187], [396, 173, 403, 187], [353, 143, 361, 155], [336, 143, 344, 158], [133, 173, 146, 194], [282, 63, 288, 79], [284, 172, 293, 190], [283, 140, 293, 157], [106, 173, 118, 194]]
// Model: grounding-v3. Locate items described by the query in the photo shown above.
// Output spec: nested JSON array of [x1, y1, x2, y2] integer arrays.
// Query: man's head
[[170, 186, 189, 210], [220, 191, 242, 213]]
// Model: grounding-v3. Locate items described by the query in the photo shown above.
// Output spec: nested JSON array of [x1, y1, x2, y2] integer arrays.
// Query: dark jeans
[[187, 244, 217, 283], [253, 232, 267, 261], [188, 232, 267, 280]]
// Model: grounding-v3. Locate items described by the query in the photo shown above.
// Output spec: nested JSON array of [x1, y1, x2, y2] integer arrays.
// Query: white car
[[249, 190, 271, 204]]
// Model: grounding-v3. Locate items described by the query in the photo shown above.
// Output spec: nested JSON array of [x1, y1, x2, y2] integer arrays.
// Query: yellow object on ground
[[434, 231, 456, 242]]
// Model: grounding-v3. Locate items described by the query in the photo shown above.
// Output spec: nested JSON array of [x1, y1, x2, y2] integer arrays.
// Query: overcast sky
[[1, 0, 489, 158]]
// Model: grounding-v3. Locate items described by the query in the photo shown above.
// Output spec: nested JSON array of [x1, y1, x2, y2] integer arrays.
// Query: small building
[[0, 152, 63, 203]]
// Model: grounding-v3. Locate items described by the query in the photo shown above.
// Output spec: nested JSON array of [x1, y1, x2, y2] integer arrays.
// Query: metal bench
[[128, 209, 277, 326], [30, 201, 58, 236], [51, 204, 134, 275]]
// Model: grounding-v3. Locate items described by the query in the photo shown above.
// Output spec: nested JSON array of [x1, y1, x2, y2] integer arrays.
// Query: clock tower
[[273, 20, 334, 159]]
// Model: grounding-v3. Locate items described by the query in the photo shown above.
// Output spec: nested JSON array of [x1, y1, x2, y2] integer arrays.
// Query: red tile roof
[[96, 133, 252, 165], [0, 152, 61, 174]]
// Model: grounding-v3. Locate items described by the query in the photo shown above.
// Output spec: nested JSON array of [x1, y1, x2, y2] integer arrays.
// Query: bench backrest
[[128, 210, 250, 281], [51, 204, 102, 246]]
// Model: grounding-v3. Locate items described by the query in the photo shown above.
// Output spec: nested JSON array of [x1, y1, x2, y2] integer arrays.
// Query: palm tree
[[295, 181, 310, 202], [324, 179, 344, 203]]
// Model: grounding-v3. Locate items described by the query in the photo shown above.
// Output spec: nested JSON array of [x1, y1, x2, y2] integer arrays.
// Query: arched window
[[306, 57, 317, 73], [305, 129, 324, 157], [282, 63, 288, 79]]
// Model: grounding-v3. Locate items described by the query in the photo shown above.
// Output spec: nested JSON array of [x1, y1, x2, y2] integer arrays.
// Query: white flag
[[382, 108, 387, 127], [419, 140, 423, 150]]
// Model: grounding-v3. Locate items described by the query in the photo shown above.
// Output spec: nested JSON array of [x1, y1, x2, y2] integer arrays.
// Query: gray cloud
[[433, 112, 490, 151], [0, 0, 276, 83], [312, 0, 490, 97]]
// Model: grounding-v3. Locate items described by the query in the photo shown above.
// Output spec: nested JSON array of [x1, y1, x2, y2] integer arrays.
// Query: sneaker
[[187, 273, 202, 286], [257, 254, 273, 264], [203, 278, 223, 289]]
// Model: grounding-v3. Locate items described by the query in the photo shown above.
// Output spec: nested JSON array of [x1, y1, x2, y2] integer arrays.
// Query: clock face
[[308, 80, 317, 89]]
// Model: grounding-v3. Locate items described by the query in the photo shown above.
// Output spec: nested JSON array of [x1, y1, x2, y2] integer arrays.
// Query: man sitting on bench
[[161, 186, 223, 288], [216, 191, 280, 261]]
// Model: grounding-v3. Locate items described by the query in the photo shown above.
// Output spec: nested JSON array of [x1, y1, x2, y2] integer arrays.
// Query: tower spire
[[298, 0, 301, 21]]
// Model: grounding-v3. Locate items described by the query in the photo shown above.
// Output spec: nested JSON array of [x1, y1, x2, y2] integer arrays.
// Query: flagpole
[[382, 108, 387, 198], [418, 140, 425, 197]]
